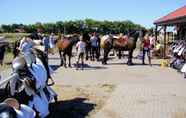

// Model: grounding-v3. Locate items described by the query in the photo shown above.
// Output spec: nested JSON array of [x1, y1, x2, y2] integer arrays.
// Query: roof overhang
[[154, 5, 186, 26], [154, 16, 186, 26]]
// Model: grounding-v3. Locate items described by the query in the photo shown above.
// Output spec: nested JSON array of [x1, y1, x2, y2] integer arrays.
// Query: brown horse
[[56, 34, 80, 67], [101, 30, 142, 65]]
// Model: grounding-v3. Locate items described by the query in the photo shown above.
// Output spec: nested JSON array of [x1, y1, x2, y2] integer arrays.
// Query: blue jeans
[[142, 48, 150, 64]]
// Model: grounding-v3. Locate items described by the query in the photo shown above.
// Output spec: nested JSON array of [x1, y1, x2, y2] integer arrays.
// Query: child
[[42, 35, 49, 57], [49, 33, 55, 54], [76, 36, 86, 70]]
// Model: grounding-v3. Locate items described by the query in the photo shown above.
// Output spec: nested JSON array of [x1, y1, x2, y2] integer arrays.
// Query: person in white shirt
[[49, 33, 55, 54], [90, 33, 99, 61], [76, 36, 86, 70], [3, 98, 36, 118], [149, 34, 155, 49], [19, 37, 34, 54]]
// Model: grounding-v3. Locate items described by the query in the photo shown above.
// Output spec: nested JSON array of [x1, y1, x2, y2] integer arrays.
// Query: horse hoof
[[127, 63, 134, 66], [102, 62, 107, 65], [102, 61, 105, 65]]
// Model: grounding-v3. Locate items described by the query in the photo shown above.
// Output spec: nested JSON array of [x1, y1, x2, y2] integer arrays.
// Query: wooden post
[[163, 26, 167, 59], [167, 32, 170, 43], [172, 32, 174, 42], [155, 25, 158, 41]]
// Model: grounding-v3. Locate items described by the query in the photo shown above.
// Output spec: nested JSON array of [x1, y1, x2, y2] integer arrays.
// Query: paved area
[[1, 52, 186, 118], [47, 53, 186, 118], [93, 72, 186, 118]]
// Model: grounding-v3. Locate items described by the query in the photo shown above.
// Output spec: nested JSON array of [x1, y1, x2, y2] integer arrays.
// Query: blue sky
[[0, 0, 185, 28]]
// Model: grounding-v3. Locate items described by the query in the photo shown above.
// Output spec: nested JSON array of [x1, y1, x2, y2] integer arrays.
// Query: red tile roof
[[154, 5, 186, 24]]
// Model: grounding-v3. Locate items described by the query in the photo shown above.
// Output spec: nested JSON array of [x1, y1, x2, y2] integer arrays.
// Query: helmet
[[12, 56, 27, 72]]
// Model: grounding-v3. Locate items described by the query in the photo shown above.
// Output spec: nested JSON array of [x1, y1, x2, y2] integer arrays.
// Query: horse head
[[70, 34, 80, 45], [128, 30, 143, 42]]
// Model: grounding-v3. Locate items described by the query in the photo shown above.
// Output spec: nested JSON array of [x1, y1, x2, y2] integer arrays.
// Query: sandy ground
[[1, 51, 186, 118]]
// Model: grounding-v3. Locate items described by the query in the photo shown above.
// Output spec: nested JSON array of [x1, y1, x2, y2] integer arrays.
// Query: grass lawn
[[0, 33, 29, 43], [0, 33, 29, 71], [0, 52, 14, 72]]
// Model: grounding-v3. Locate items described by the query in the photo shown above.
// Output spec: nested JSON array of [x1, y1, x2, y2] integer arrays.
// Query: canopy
[[154, 5, 186, 26]]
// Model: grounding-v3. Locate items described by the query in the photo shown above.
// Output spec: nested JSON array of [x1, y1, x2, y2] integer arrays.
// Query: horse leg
[[63, 53, 67, 68], [127, 50, 134, 65], [96, 47, 99, 61], [68, 54, 72, 67], [90, 47, 93, 61], [102, 47, 110, 65], [85, 46, 89, 60], [98, 47, 100, 60], [118, 50, 122, 59], [59, 50, 63, 66], [102, 48, 106, 64]]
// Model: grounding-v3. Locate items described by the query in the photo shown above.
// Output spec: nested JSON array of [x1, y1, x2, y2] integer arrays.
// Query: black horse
[[101, 30, 143, 65], [83, 33, 101, 61]]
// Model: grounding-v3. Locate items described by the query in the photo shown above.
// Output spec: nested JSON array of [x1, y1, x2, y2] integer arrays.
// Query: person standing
[[90, 32, 99, 61], [42, 35, 49, 57], [76, 36, 86, 70], [49, 33, 55, 55], [142, 33, 152, 66], [19, 36, 34, 54], [0, 45, 6, 66], [150, 34, 156, 49]]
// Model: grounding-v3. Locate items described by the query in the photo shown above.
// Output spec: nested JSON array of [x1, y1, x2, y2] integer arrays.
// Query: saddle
[[115, 35, 128, 47]]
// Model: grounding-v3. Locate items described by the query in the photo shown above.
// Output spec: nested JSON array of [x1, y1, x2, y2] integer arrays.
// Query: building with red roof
[[154, 5, 186, 26], [154, 5, 186, 58]]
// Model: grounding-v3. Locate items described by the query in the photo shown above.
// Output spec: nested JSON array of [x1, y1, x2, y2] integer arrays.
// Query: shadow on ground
[[50, 65, 61, 71], [49, 97, 96, 118], [49, 57, 60, 60], [106, 62, 161, 67], [73, 63, 107, 70]]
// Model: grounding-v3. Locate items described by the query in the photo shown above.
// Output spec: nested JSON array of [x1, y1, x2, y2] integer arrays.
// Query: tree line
[[0, 19, 145, 34]]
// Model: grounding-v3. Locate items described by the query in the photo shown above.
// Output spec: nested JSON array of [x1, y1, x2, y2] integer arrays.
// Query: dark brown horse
[[56, 34, 80, 67], [101, 30, 142, 65], [82, 33, 91, 60], [82, 33, 101, 61]]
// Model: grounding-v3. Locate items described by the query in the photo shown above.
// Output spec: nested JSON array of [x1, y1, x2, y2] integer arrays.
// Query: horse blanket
[[115, 35, 129, 47]]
